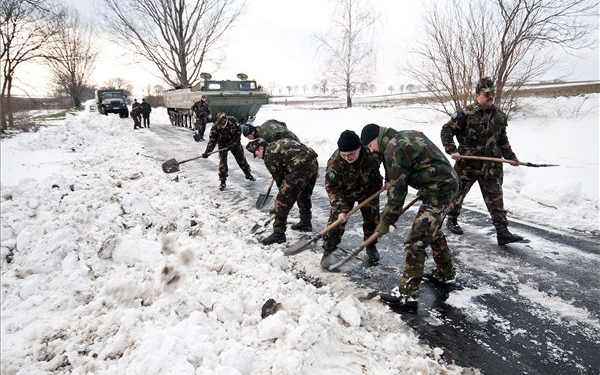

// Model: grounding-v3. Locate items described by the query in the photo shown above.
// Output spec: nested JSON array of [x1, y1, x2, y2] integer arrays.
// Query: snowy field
[[1, 93, 598, 374]]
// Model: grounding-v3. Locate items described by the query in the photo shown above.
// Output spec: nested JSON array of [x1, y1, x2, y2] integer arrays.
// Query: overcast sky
[[16, 0, 600, 96]]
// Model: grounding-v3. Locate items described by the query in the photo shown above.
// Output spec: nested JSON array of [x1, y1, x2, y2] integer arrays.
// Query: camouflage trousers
[[132, 116, 141, 129], [195, 117, 208, 137], [322, 195, 380, 251], [399, 202, 455, 298], [273, 159, 318, 234], [448, 176, 507, 228], [217, 143, 251, 181]]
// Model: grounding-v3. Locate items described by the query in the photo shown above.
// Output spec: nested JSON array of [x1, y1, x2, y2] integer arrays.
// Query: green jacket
[[378, 127, 458, 225], [256, 120, 299, 143], [325, 147, 382, 212], [440, 104, 517, 179], [264, 139, 318, 186]]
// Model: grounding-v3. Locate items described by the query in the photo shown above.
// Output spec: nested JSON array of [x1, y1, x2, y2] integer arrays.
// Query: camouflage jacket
[[440, 104, 517, 179], [140, 102, 151, 115], [325, 147, 382, 212], [264, 139, 319, 186], [256, 119, 299, 143], [205, 117, 241, 152], [130, 106, 140, 117], [378, 127, 458, 225], [191, 100, 210, 119]]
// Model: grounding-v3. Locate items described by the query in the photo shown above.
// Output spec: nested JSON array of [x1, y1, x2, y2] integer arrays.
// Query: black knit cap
[[242, 124, 256, 137], [360, 124, 380, 145], [337, 130, 361, 152]]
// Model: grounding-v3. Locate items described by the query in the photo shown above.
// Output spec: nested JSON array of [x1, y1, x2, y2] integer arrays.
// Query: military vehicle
[[164, 73, 268, 129], [95, 89, 129, 118]]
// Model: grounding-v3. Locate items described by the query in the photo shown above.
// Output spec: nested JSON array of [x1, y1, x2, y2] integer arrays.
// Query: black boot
[[219, 180, 226, 191], [366, 244, 380, 264], [379, 287, 418, 309], [245, 173, 256, 181], [291, 220, 312, 232], [261, 232, 286, 245], [497, 227, 524, 245], [446, 217, 464, 235]]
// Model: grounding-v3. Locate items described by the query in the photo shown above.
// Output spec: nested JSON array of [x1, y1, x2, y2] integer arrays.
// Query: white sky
[[1, 93, 599, 374], [13, 0, 600, 96]]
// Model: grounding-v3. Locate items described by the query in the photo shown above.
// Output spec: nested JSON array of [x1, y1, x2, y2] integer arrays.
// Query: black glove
[[201, 152, 209, 158]]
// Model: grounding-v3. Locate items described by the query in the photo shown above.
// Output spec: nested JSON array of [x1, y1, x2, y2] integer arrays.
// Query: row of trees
[[2, 0, 596, 131], [1, 0, 97, 130]]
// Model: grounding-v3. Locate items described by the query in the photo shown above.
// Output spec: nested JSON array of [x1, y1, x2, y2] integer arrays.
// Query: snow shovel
[[251, 214, 276, 234], [161, 147, 228, 173], [256, 179, 275, 209], [327, 195, 420, 271], [284, 186, 387, 256], [460, 155, 559, 167]]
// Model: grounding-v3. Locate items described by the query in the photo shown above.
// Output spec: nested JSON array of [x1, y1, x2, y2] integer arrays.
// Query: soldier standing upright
[[191, 95, 211, 141], [246, 137, 318, 245], [321, 130, 383, 268], [241, 119, 299, 142], [140, 98, 152, 128], [360, 123, 459, 309], [202, 112, 255, 191], [440, 77, 524, 246]]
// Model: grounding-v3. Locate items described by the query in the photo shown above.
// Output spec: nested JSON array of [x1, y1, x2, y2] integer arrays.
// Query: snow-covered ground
[[1, 93, 598, 374]]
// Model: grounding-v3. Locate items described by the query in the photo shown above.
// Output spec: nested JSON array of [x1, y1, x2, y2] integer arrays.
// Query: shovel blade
[[255, 193, 272, 209], [162, 159, 180, 173], [284, 239, 313, 256]]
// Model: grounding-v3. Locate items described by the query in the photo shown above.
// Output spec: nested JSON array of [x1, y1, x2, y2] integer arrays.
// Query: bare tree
[[314, 0, 378, 107], [103, 78, 134, 96], [153, 84, 165, 96], [0, 0, 63, 130], [101, 0, 244, 88], [45, 9, 97, 108], [408, 0, 597, 115]]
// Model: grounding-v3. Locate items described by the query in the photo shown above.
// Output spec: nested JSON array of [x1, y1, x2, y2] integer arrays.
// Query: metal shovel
[[459, 155, 559, 167], [327, 195, 420, 271], [256, 179, 275, 209], [161, 147, 227, 173], [250, 214, 276, 234], [284, 186, 386, 256]]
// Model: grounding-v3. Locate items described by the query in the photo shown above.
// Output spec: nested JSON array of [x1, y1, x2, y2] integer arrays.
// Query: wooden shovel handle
[[318, 185, 386, 236], [179, 147, 228, 165], [265, 178, 275, 195], [459, 155, 515, 165]]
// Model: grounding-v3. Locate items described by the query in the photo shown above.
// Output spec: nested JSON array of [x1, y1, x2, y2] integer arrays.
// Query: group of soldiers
[[131, 98, 152, 129], [199, 77, 525, 309]]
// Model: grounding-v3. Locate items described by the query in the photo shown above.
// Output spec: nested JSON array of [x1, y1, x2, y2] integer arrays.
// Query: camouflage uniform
[[376, 127, 458, 298], [140, 100, 151, 127], [254, 119, 299, 142], [440, 103, 517, 229], [323, 147, 382, 251], [130, 106, 141, 129], [191, 99, 211, 138], [261, 139, 319, 234], [204, 115, 252, 182]]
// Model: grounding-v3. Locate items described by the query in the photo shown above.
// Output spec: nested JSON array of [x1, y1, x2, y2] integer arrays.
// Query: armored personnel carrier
[[164, 73, 268, 129]]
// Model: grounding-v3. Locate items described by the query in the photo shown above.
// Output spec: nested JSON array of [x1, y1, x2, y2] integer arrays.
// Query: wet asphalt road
[[146, 123, 600, 375]]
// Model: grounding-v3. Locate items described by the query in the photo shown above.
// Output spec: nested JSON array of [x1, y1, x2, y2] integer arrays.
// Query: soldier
[[360, 123, 459, 309], [241, 119, 299, 143], [440, 77, 524, 246], [202, 112, 255, 191], [140, 98, 152, 128], [191, 95, 211, 141], [321, 130, 383, 268], [130, 103, 141, 130], [246, 137, 319, 245]]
